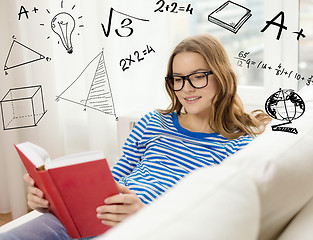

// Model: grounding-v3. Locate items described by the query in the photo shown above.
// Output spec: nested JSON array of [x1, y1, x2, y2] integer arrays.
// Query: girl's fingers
[[96, 184, 144, 226], [116, 183, 133, 194], [27, 193, 49, 209], [97, 203, 133, 215], [97, 212, 128, 225], [24, 174, 49, 211], [23, 173, 35, 185], [28, 185, 44, 198], [27, 186, 49, 209], [101, 219, 120, 227], [104, 193, 136, 205]]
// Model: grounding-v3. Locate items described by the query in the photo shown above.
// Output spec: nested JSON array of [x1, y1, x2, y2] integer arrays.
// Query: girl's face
[[172, 51, 217, 119]]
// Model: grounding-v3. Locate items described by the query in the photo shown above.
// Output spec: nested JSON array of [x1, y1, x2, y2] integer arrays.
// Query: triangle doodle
[[56, 51, 117, 118], [4, 40, 45, 71]]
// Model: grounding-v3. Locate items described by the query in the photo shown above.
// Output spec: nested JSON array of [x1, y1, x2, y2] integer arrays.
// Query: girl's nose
[[182, 79, 195, 92]]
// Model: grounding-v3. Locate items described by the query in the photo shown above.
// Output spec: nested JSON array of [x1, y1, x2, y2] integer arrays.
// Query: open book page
[[16, 142, 51, 168], [45, 151, 105, 169]]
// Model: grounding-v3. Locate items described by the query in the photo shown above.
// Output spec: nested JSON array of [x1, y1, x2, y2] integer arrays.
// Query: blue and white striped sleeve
[[225, 134, 252, 157], [111, 112, 153, 181]]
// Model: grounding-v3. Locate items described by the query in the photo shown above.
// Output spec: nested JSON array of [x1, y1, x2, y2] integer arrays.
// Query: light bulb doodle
[[51, 12, 75, 54], [40, 1, 84, 50]]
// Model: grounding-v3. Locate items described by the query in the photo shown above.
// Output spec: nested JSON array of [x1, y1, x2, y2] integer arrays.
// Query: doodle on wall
[[234, 50, 313, 86], [119, 44, 155, 71], [17, 5, 39, 20], [101, 7, 149, 38], [51, 12, 76, 54], [0, 85, 47, 130], [265, 89, 305, 134], [55, 50, 117, 119], [260, 11, 306, 41], [154, 0, 194, 14], [4, 40, 47, 74], [40, 1, 84, 53], [208, 1, 252, 34]]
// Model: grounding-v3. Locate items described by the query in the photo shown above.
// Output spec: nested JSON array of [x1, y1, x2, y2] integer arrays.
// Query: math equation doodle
[[0, 85, 47, 130], [120, 45, 155, 71], [234, 50, 313, 86], [56, 50, 117, 119], [208, 1, 252, 34], [101, 7, 149, 38], [154, 0, 193, 14], [3, 39, 50, 75]]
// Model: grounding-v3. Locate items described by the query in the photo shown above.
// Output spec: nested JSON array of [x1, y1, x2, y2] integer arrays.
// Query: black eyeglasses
[[165, 71, 213, 91]]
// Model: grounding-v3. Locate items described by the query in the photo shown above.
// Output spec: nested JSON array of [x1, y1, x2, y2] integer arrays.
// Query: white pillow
[[224, 87, 313, 240], [97, 165, 260, 240]]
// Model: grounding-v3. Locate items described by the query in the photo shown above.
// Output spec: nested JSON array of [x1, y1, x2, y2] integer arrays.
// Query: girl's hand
[[96, 183, 144, 226], [23, 174, 49, 212]]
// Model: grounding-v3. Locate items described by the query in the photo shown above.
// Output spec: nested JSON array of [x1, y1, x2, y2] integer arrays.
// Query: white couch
[[96, 86, 313, 240], [1, 87, 313, 239]]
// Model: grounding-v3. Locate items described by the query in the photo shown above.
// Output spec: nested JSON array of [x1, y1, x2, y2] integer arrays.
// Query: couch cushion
[[224, 86, 313, 240], [277, 197, 313, 240], [97, 165, 260, 240]]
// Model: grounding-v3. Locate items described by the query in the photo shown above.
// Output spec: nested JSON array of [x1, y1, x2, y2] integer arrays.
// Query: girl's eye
[[173, 77, 183, 82], [193, 73, 205, 79]]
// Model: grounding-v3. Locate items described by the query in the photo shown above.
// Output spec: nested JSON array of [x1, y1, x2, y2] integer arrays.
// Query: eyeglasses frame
[[165, 71, 214, 91]]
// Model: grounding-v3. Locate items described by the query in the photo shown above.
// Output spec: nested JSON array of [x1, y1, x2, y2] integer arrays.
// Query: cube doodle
[[0, 85, 47, 130]]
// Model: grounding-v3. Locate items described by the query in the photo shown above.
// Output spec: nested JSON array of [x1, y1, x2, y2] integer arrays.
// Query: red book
[[15, 142, 119, 239]]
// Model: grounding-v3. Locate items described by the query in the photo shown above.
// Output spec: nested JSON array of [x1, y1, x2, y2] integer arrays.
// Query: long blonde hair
[[160, 34, 271, 139]]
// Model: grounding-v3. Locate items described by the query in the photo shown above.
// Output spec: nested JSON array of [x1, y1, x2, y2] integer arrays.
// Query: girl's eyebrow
[[172, 68, 209, 75]]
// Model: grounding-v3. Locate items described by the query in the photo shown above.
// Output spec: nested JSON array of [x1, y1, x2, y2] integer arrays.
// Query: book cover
[[15, 143, 119, 238]]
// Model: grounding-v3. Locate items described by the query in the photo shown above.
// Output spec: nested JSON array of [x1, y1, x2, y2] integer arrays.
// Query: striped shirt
[[111, 111, 252, 204]]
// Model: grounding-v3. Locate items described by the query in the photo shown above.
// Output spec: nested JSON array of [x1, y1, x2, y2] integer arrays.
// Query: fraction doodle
[[234, 51, 313, 86]]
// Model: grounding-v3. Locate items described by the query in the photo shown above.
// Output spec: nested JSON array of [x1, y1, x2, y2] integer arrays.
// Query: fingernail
[[96, 207, 101, 212], [104, 199, 109, 204]]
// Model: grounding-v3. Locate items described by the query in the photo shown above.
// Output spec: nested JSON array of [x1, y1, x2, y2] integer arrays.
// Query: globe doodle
[[265, 88, 305, 134]]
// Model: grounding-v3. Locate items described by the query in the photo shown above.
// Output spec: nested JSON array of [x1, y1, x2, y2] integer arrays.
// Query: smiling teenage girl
[[107, 33, 270, 218], [0, 34, 269, 240], [162, 34, 270, 139]]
